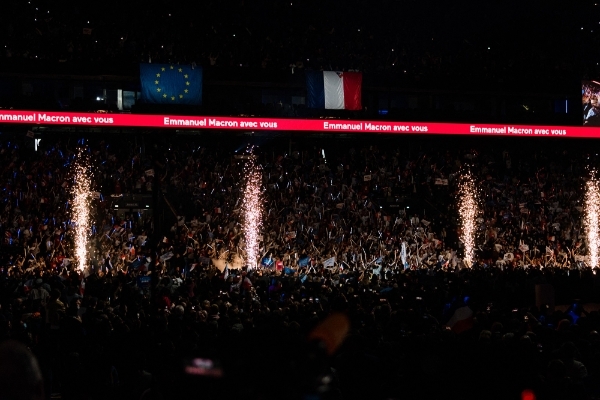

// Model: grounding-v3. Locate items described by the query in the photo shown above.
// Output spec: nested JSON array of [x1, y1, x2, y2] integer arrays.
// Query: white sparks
[[71, 150, 93, 271], [458, 172, 479, 266], [241, 155, 263, 269], [584, 173, 600, 269]]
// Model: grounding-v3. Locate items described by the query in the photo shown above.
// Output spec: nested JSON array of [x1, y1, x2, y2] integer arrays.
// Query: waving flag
[[261, 256, 274, 267], [140, 64, 202, 105], [446, 306, 474, 334], [401, 242, 408, 270], [323, 256, 336, 267], [306, 71, 362, 110], [298, 256, 311, 267]]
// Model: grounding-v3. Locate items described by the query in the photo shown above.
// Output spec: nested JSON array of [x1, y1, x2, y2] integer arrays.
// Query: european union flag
[[140, 63, 202, 105]]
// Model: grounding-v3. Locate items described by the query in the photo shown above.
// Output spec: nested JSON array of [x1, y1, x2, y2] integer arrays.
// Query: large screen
[[583, 80, 600, 125]]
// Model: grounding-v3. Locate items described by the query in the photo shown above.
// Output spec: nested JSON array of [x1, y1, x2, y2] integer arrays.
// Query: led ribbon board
[[0, 110, 595, 137]]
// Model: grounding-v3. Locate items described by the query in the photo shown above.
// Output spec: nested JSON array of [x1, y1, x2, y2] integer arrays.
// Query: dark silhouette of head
[[0, 341, 44, 400]]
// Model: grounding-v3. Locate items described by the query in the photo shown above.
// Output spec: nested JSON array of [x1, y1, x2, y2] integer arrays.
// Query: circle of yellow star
[[157, 88, 161, 92], [179, 94, 183, 99], [185, 81, 190, 86], [156, 73, 161, 77], [184, 89, 189, 93], [161, 67, 166, 72], [154, 80, 159, 84], [163, 94, 167, 98], [170, 65, 174, 70], [184, 74, 188, 79], [178, 68, 183, 73], [171, 96, 175, 100]]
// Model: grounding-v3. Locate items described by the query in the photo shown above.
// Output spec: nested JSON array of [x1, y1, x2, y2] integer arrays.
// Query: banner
[[1, 110, 599, 137]]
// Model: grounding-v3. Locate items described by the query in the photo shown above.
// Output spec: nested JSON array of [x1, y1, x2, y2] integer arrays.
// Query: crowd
[[0, 0, 595, 85], [0, 132, 600, 399]]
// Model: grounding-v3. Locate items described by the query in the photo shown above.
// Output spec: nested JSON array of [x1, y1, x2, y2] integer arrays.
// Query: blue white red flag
[[306, 71, 362, 110]]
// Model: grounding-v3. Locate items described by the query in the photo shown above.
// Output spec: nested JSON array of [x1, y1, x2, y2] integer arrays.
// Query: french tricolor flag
[[306, 71, 362, 110], [446, 306, 474, 334]]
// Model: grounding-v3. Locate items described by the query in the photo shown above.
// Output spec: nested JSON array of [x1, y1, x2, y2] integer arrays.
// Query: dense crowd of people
[[0, 0, 596, 85], [0, 132, 598, 399], [1, 1, 600, 399]]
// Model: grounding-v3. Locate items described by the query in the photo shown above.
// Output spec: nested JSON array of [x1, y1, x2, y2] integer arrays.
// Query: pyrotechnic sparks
[[458, 172, 479, 266], [241, 154, 263, 269], [584, 172, 600, 268], [70, 150, 93, 271]]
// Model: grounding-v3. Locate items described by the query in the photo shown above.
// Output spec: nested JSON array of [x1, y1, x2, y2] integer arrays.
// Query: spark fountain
[[70, 150, 94, 271], [241, 154, 263, 269], [458, 172, 479, 267], [584, 173, 600, 269]]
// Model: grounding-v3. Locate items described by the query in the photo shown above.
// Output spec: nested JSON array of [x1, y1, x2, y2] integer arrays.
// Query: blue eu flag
[[140, 64, 202, 105]]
